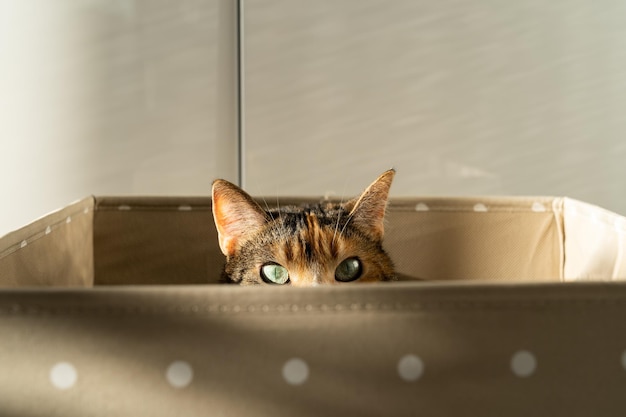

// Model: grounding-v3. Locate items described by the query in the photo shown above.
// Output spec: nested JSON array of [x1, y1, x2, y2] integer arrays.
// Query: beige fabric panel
[[93, 197, 219, 285], [3, 195, 626, 286], [0, 197, 94, 287], [1, 195, 626, 415], [91, 196, 565, 285], [387, 197, 563, 282], [1, 283, 626, 416], [563, 198, 626, 281]]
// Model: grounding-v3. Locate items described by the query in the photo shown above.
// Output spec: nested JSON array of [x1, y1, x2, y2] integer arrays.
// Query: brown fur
[[211, 170, 396, 286]]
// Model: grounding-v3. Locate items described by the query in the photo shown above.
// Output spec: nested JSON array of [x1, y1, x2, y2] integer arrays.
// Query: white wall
[[3, 0, 626, 236], [243, 0, 626, 214], [0, 0, 238, 236]]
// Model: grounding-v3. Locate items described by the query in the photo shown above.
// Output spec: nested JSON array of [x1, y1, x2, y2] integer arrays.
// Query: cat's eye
[[335, 257, 363, 282], [260, 263, 290, 285]]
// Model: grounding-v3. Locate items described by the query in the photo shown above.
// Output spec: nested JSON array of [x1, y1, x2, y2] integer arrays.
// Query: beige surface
[[0, 197, 94, 287], [243, 0, 626, 216], [2, 283, 626, 416], [2, 195, 625, 287], [1, 196, 626, 415]]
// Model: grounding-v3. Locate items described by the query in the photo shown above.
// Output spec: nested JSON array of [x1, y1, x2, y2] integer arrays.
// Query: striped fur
[[212, 170, 396, 286]]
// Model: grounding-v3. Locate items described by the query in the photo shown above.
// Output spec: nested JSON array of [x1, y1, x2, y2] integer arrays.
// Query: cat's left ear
[[345, 169, 395, 240], [212, 179, 269, 257]]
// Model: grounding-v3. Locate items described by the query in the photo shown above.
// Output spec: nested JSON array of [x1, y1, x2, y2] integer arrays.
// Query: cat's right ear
[[212, 180, 268, 257]]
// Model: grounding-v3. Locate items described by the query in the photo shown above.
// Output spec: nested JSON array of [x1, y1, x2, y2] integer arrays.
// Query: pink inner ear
[[212, 180, 268, 257], [213, 204, 241, 256]]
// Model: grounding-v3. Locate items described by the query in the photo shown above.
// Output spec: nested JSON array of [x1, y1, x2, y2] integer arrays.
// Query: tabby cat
[[211, 169, 396, 286]]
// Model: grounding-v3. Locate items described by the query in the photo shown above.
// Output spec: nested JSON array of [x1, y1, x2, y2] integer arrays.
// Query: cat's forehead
[[268, 202, 346, 221], [266, 207, 348, 264], [264, 204, 350, 244]]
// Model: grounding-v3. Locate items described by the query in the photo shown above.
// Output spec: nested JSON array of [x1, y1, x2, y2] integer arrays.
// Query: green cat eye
[[260, 263, 290, 285], [335, 257, 363, 282]]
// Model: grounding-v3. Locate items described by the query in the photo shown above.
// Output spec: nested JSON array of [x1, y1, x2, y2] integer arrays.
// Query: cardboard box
[[1, 195, 626, 416]]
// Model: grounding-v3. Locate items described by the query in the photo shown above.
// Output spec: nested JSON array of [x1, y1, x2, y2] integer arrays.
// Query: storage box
[[1, 195, 626, 416]]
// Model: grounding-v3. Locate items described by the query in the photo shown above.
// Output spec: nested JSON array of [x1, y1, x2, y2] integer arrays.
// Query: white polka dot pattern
[[41, 348, 626, 392], [511, 350, 536, 377], [531, 202, 547, 212], [166, 361, 194, 388], [397, 354, 424, 382], [50, 362, 77, 390], [282, 358, 309, 386], [473, 203, 488, 212]]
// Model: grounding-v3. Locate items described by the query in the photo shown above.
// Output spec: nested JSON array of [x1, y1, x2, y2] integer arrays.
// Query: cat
[[211, 169, 396, 286]]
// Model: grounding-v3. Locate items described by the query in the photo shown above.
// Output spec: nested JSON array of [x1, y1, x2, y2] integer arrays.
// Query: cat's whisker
[[332, 181, 349, 247], [260, 195, 275, 221], [332, 202, 345, 247], [332, 212, 341, 246], [338, 210, 356, 243]]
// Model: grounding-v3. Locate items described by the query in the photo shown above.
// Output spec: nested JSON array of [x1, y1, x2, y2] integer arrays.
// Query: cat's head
[[211, 170, 396, 286]]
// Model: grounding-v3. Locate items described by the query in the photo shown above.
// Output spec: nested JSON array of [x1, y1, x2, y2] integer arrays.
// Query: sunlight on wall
[[0, 1, 237, 236], [0, 1, 97, 235]]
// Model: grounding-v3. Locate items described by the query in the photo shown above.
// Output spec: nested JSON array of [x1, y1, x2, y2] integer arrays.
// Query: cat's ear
[[212, 179, 268, 257], [344, 169, 395, 240]]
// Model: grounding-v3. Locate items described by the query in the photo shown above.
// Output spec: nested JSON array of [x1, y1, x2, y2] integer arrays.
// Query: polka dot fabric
[[1, 196, 626, 415], [1, 282, 625, 416]]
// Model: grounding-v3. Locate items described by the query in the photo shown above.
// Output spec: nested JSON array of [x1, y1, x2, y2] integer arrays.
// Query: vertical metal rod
[[236, 0, 246, 188]]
